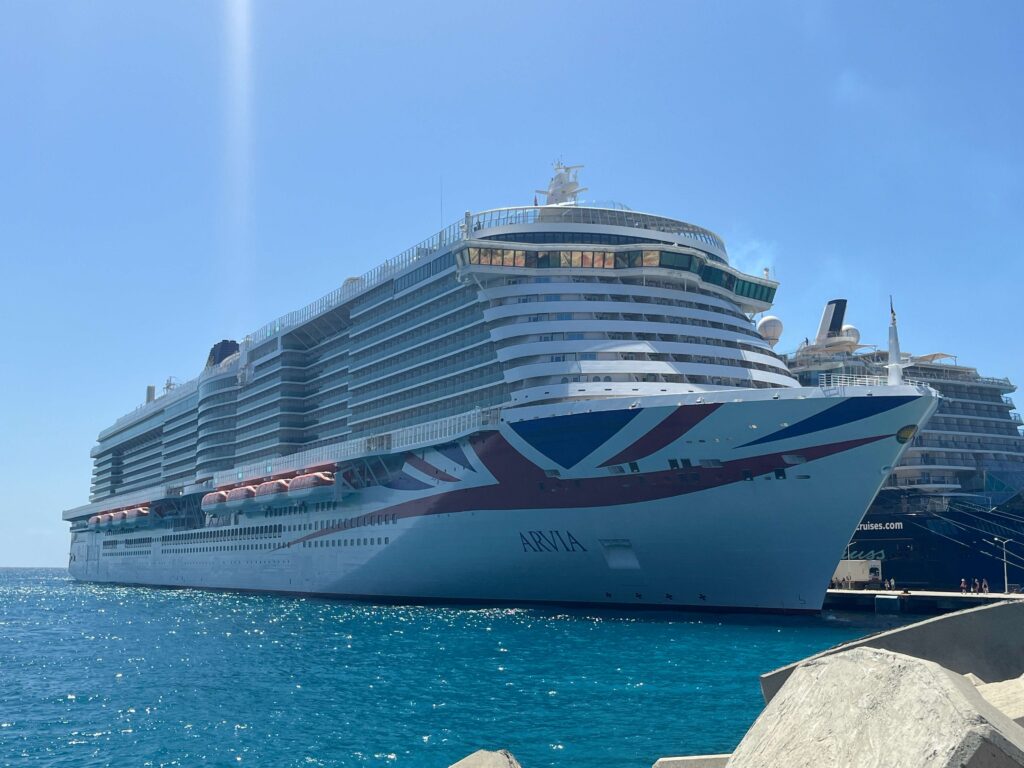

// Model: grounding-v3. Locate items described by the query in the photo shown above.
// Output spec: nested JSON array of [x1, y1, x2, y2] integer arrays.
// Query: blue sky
[[1, 1, 1021, 566]]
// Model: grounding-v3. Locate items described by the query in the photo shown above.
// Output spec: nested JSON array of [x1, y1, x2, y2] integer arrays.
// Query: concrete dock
[[823, 587, 1024, 614]]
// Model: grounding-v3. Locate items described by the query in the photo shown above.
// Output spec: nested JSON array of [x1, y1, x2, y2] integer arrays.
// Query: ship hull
[[69, 387, 937, 612]]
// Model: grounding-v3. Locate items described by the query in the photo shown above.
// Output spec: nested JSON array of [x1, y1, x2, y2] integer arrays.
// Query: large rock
[[729, 647, 1024, 768], [980, 675, 1024, 727], [448, 749, 522, 768]]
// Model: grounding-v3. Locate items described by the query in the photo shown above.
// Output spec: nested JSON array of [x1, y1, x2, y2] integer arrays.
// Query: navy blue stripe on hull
[[742, 396, 917, 447]]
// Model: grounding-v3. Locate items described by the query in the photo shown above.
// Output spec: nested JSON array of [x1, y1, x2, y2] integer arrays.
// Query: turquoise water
[[0, 569, 902, 767]]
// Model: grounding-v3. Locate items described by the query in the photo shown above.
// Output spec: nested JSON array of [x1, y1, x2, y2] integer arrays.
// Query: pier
[[823, 588, 1024, 614]]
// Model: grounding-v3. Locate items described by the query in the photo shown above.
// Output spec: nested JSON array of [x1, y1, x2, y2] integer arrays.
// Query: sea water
[[0, 568, 903, 767]]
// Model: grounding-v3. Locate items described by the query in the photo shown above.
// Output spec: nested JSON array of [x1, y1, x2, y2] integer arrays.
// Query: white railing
[[818, 373, 927, 390], [213, 407, 502, 486], [468, 205, 726, 251], [98, 362, 240, 442], [818, 374, 887, 388], [243, 219, 465, 348]]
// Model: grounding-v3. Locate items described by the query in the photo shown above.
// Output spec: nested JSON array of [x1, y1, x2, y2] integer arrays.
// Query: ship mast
[[887, 297, 906, 385], [536, 162, 587, 205]]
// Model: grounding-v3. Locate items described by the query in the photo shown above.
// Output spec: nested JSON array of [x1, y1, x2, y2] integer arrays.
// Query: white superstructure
[[64, 166, 939, 612]]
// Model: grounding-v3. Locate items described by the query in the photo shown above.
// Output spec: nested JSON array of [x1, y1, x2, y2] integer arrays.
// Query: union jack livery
[[65, 166, 938, 612]]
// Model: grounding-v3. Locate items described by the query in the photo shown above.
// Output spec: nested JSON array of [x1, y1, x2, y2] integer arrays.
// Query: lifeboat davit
[[256, 479, 290, 500], [201, 490, 228, 513], [288, 471, 335, 500], [88, 515, 101, 529], [225, 485, 257, 510]]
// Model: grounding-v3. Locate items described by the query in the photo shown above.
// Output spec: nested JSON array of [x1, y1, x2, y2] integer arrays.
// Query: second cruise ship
[[63, 165, 938, 612], [791, 299, 1024, 590]]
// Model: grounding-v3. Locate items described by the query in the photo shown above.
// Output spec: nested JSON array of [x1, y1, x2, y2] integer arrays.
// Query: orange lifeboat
[[289, 471, 335, 499], [225, 485, 257, 509], [125, 507, 148, 522], [201, 490, 228, 512], [256, 478, 290, 499]]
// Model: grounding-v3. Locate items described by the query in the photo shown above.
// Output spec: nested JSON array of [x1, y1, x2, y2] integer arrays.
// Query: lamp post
[[995, 537, 1014, 594]]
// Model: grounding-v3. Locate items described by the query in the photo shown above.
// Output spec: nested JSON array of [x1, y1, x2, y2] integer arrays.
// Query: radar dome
[[841, 324, 861, 345], [756, 316, 783, 348]]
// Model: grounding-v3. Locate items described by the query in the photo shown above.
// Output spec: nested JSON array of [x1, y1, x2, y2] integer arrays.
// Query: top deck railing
[[468, 206, 726, 250], [243, 218, 466, 347]]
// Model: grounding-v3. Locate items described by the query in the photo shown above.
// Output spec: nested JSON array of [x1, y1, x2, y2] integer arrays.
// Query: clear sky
[[1, 1, 1021, 567]]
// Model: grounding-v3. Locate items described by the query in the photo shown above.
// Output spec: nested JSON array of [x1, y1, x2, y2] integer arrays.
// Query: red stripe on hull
[[282, 432, 890, 548], [599, 404, 722, 466]]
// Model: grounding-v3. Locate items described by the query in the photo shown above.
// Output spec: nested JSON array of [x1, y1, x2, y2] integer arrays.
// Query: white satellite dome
[[841, 324, 861, 345], [756, 316, 783, 348]]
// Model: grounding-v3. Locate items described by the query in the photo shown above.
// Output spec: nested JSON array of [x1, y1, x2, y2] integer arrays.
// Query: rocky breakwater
[[656, 600, 1024, 768]]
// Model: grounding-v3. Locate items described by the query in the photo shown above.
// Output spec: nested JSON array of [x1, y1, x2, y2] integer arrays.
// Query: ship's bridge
[[463, 204, 729, 265]]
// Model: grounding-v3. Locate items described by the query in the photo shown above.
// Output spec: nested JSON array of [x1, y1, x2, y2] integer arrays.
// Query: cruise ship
[[64, 165, 939, 612], [790, 300, 1024, 590]]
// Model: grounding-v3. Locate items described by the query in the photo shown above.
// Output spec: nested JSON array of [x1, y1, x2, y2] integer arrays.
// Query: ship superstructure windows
[[463, 247, 793, 403], [461, 246, 776, 304]]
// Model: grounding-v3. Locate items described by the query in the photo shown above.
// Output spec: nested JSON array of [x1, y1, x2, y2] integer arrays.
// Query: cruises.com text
[[856, 521, 904, 532]]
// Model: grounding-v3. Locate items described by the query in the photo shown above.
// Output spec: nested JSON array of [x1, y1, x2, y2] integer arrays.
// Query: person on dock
[[982, 578, 990, 594], [960, 578, 968, 594], [973, 578, 981, 594]]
